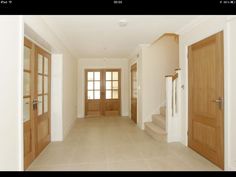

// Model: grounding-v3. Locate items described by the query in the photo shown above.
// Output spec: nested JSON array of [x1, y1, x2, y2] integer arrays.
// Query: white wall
[[77, 58, 129, 117], [227, 17, 236, 171], [141, 36, 179, 124], [62, 52, 77, 137], [51, 54, 63, 141], [179, 15, 236, 170], [0, 16, 23, 170], [23, 16, 78, 140]]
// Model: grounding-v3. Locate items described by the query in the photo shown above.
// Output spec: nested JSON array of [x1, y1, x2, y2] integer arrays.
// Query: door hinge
[[187, 131, 189, 136]]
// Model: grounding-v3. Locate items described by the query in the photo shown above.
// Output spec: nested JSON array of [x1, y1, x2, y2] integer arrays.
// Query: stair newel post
[[175, 69, 181, 116], [175, 69, 181, 142], [165, 75, 172, 142]]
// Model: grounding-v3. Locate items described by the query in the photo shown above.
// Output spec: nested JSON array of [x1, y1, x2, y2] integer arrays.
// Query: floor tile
[[28, 116, 221, 171]]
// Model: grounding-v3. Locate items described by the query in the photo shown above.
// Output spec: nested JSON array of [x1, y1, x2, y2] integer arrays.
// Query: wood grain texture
[[24, 38, 51, 169], [188, 31, 224, 169], [23, 37, 35, 170], [34, 45, 51, 157]]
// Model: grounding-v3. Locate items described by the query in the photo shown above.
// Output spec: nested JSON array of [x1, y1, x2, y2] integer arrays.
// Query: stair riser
[[152, 118, 166, 130], [145, 125, 166, 142], [160, 107, 166, 116]]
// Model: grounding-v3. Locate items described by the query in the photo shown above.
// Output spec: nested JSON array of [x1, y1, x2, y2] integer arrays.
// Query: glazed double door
[[23, 38, 51, 169], [85, 69, 121, 117]]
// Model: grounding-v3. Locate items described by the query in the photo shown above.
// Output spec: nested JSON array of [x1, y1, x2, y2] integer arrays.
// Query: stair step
[[160, 106, 166, 116], [152, 114, 166, 130], [145, 122, 166, 141]]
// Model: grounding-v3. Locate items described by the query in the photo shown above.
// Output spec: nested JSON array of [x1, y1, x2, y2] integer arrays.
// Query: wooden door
[[23, 38, 51, 169], [131, 64, 137, 123], [85, 70, 103, 116], [34, 46, 51, 156], [188, 31, 224, 169], [103, 69, 121, 116], [23, 38, 35, 169], [85, 69, 121, 117]]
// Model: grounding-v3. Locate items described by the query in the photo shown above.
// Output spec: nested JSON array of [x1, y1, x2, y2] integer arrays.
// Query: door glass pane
[[112, 81, 119, 89], [88, 91, 94, 99], [44, 57, 48, 75], [38, 96, 43, 116], [44, 76, 48, 94], [113, 90, 119, 99], [23, 72, 30, 96], [38, 54, 43, 74], [88, 72, 93, 80], [106, 72, 111, 80], [113, 72, 118, 80], [88, 81, 93, 90], [106, 90, 111, 99], [44, 95, 48, 113], [106, 81, 111, 89], [24, 46, 30, 70], [94, 72, 100, 80], [38, 75, 43, 94], [23, 98, 30, 122], [94, 81, 100, 90], [94, 91, 100, 99]]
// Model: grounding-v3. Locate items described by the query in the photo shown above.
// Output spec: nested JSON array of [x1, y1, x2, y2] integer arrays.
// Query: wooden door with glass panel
[[23, 38, 51, 169], [23, 38, 35, 169], [85, 70, 102, 116], [104, 69, 121, 116], [85, 69, 121, 117], [34, 46, 51, 156]]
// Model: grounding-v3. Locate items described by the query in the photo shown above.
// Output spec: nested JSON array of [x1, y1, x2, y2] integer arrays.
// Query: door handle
[[32, 99, 42, 110], [211, 97, 224, 109]]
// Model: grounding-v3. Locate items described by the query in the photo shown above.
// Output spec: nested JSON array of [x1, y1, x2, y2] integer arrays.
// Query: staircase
[[145, 68, 182, 143], [145, 106, 167, 141]]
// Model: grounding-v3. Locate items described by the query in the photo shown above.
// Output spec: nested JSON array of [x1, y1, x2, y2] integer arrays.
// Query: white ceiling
[[41, 15, 200, 58]]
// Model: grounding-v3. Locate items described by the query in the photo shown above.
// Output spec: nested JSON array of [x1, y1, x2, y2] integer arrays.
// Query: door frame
[[84, 68, 122, 117], [187, 31, 225, 169]]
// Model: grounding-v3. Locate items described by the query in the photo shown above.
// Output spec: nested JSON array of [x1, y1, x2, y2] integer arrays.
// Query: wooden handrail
[[175, 68, 181, 71], [165, 75, 173, 77], [172, 73, 178, 81], [165, 73, 178, 80]]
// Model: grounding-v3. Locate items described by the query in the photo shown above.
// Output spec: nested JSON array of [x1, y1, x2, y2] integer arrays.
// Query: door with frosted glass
[[103, 69, 121, 116], [85, 69, 121, 117], [23, 38, 35, 169], [34, 46, 51, 156], [85, 70, 103, 116]]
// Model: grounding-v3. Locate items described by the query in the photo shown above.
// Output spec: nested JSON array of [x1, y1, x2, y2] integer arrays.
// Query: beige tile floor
[[27, 116, 221, 171]]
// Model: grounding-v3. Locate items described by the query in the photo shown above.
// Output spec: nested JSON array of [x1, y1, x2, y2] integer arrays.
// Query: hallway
[[27, 117, 220, 171]]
